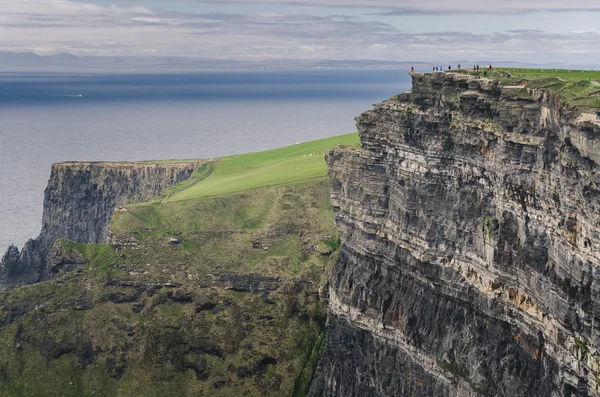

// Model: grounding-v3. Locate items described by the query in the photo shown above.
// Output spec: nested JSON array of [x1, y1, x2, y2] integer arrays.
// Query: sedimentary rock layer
[[312, 73, 600, 396], [1, 161, 200, 285]]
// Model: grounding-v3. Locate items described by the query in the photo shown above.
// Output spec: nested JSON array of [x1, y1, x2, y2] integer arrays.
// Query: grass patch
[[437, 360, 465, 378], [60, 240, 120, 277], [167, 133, 359, 202]]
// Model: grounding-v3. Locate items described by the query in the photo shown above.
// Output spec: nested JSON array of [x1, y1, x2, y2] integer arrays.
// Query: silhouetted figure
[[448, 65, 452, 71], [411, 66, 414, 72], [473, 65, 476, 71], [476, 65, 480, 71], [458, 63, 461, 69]]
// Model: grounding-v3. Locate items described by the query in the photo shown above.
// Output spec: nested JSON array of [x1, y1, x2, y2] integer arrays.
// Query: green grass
[[495, 68, 600, 82], [166, 133, 359, 202]]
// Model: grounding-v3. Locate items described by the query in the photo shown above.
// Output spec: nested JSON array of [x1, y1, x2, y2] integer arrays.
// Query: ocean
[[0, 69, 411, 251]]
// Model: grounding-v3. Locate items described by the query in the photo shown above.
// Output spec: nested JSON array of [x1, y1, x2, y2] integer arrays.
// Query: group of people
[[410, 64, 494, 73], [429, 65, 456, 72]]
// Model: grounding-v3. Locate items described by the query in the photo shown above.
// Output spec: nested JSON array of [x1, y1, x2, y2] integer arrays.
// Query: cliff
[[0, 161, 200, 285], [312, 72, 600, 396], [0, 136, 355, 396]]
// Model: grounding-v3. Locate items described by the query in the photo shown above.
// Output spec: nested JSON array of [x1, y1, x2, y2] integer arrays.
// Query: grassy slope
[[167, 133, 360, 201], [0, 133, 358, 397]]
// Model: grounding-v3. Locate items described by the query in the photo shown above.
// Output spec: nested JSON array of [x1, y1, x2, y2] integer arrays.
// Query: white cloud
[[203, 0, 600, 15], [0, 0, 153, 16], [1, 0, 600, 63]]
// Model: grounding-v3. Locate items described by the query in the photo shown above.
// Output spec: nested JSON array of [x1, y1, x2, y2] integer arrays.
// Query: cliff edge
[[1, 161, 201, 285], [312, 72, 600, 396]]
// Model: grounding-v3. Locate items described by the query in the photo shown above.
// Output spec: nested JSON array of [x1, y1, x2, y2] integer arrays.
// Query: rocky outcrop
[[312, 73, 600, 396], [1, 161, 201, 286]]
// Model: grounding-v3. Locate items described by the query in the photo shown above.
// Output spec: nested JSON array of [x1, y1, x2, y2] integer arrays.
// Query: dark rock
[[236, 357, 277, 378], [45, 242, 87, 278], [195, 302, 217, 312], [213, 380, 227, 389], [167, 289, 193, 303], [99, 292, 141, 304]]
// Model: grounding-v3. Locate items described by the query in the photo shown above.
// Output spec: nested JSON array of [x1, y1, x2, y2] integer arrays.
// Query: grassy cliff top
[[451, 67, 600, 113], [158, 133, 360, 202]]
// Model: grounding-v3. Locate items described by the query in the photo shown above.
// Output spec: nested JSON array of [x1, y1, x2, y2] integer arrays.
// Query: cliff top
[[164, 132, 360, 202], [448, 68, 600, 114], [54, 160, 206, 168]]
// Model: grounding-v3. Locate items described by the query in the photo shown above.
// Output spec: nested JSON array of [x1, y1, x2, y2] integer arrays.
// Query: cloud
[[1, 0, 600, 63], [202, 0, 600, 15], [0, 0, 153, 16]]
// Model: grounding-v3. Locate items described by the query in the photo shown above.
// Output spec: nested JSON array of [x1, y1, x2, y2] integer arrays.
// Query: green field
[[165, 132, 360, 202]]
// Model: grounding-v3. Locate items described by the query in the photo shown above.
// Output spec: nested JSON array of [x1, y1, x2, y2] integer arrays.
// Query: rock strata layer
[[311, 73, 600, 396], [1, 161, 200, 285]]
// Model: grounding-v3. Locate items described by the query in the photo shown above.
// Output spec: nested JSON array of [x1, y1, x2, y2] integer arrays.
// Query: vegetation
[[494, 68, 600, 82], [166, 133, 360, 201], [0, 133, 357, 396], [453, 68, 600, 113]]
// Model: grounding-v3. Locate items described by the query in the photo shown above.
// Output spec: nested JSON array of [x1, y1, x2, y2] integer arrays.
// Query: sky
[[3, 0, 600, 64]]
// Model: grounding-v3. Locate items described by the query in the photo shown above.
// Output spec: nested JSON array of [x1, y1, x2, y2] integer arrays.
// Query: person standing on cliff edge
[[411, 66, 414, 72]]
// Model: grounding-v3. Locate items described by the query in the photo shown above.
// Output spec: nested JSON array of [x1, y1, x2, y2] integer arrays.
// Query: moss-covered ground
[[0, 133, 358, 397]]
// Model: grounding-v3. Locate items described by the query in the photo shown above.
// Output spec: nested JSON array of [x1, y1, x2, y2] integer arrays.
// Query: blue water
[[0, 69, 411, 250]]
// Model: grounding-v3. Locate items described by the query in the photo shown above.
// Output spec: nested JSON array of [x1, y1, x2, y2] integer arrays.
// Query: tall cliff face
[[1, 161, 200, 285], [312, 73, 600, 396]]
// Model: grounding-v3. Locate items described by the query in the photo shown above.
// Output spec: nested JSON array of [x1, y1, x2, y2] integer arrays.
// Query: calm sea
[[0, 69, 411, 251]]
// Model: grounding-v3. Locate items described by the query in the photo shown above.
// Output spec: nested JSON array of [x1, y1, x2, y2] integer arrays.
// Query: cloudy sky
[[3, 0, 600, 64]]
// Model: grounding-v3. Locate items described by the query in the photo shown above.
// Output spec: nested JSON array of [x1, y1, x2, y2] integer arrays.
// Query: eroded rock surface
[[312, 72, 600, 396]]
